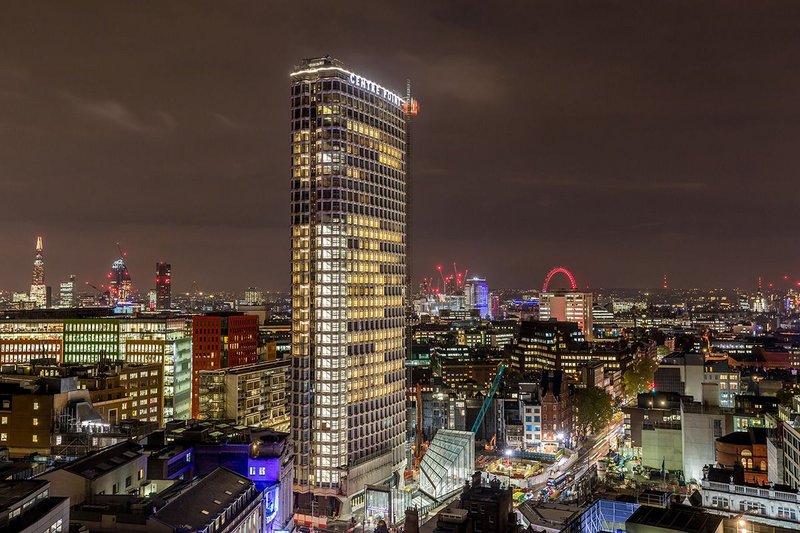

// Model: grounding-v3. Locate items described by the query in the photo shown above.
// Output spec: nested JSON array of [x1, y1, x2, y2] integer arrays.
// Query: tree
[[623, 354, 659, 401], [574, 386, 614, 436]]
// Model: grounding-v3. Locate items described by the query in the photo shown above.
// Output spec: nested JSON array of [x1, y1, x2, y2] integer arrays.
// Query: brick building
[[191, 313, 259, 417], [715, 428, 769, 485]]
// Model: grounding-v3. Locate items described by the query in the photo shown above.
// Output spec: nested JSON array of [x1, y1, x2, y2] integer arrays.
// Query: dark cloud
[[1, 0, 799, 292]]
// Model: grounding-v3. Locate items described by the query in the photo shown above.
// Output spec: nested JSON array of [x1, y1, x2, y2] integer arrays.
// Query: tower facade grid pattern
[[290, 57, 408, 511]]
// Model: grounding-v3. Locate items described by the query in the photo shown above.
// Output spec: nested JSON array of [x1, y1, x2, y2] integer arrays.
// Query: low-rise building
[[70, 467, 264, 533], [715, 428, 769, 485], [39, 440, 147, 505], [701, 465, 800, 526], [0, 479, 69, 533]]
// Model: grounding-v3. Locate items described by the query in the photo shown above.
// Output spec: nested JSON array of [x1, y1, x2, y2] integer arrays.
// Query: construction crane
[[471, 364, 507, 434]]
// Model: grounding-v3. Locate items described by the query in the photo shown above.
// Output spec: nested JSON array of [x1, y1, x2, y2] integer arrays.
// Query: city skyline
[[3, 2, 800, 291], [2, 4, 800, 533]]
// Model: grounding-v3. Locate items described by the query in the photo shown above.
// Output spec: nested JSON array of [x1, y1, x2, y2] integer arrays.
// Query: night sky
[[2, 1, 799, 292]]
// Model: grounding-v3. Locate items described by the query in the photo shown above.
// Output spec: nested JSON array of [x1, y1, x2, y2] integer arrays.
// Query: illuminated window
[[32, 435, 38, 443]]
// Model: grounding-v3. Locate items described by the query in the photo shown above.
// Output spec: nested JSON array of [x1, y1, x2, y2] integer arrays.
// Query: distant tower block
[[663, 274, 669, 290], [155, 261, 172, 310], [108, 244, 133, 304]]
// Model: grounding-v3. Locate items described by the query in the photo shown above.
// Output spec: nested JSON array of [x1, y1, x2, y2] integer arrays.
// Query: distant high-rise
[[108, 258, 132, 304], [539, 290, 593, 339], [155, 261, 171, 310], [464, 276, 489, 318], [243, 287, 264, 306], [59, 275, 76, 308], [290, 56, 408, 519], [29, 236, 47, 308], [539, 267, 592, 338]]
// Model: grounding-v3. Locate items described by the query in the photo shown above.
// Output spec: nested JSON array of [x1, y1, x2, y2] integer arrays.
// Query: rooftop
[[153, 467, 255, 530], [62, 440, 142, 479], [0, 479, 48, 510], [627, 504, 722, 533], [518, 501, 582, 530], [716, 427, 767, 446]]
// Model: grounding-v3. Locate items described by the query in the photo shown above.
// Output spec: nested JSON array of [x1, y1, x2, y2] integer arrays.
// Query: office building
[[191, 313, 259, 417], [512, 320, 587, 372], [464, 276, 489, 319], [155, 261, 171, 310], [76, 362, 164, 426], [58, 275, 75, 308], [28, 236, 47, 309], [198, 359, 290, 431], [108, 257, 133, 305], [539, 289, 593, 338], [63, 318, 120, 364], [0, 314, 192, 421], [290, 56, 408, 519], [244, 287, 264, 306], [0, 319, 64, 364]]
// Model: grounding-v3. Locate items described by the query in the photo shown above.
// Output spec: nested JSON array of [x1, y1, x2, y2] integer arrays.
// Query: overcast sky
[[2, 1, 799, 292]]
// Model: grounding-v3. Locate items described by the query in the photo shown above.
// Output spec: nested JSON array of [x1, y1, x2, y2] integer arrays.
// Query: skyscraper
[[29, 236, 47, 308], [59, 275, 76, 308], [464, 276, 489, 318], [290, 56, 407, 519], [155, 261, 171, 310], [108, 258, 132, 304]]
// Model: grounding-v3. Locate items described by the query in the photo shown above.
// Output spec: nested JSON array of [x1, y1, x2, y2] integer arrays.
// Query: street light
[[504, 448, 514, 457]]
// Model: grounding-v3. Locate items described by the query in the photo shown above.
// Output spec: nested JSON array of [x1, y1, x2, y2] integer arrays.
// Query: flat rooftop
[[627, 504, 722, 533]]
